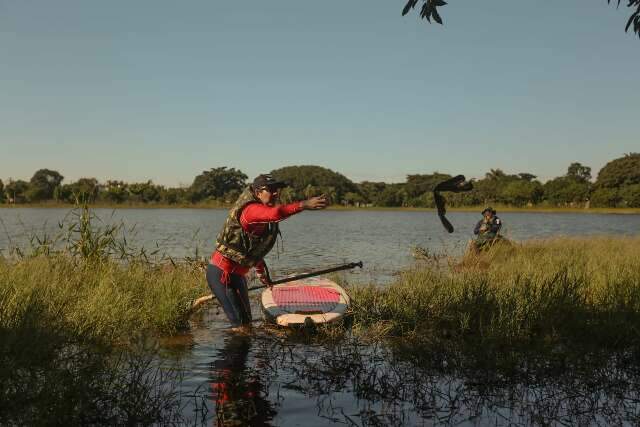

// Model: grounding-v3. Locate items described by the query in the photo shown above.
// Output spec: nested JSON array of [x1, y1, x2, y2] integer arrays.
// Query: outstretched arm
[[240, 195, 329, 225], [241, 202, 304, 224]]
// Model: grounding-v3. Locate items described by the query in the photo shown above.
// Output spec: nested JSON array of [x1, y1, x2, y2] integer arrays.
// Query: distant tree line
[[2, 153, 639, 208], [0, 167, 248, 206]]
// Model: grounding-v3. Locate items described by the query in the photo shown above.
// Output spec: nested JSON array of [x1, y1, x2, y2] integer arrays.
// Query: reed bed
[[0, 256, 207, 340], [0, 256, 207, 424], [349, 236, 640, 347], [0, 205, 209, 424]]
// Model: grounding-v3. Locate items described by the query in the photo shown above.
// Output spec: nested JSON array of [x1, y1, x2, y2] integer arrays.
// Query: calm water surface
[[2, 208, 640, 425], [2, 208, 639, 283]]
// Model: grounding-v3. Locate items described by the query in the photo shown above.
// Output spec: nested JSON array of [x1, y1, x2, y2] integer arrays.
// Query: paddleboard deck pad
[[261, 277, 350, 326]]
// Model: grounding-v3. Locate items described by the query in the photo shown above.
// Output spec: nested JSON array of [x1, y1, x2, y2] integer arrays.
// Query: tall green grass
[[0, 255, 207, 340], [0, 256, 208, 424], [1, 204, 209, 340], [350, 236, 640, 347], [0, 205, 209, 424]]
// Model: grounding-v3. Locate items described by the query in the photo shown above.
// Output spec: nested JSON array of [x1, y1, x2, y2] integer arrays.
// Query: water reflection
[[289, 340, 640, 426], [210, 334, 277, 426], [189, 332, 640, 426]]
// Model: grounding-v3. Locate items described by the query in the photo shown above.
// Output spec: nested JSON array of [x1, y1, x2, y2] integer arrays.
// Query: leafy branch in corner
[[609, 0, 640, 37], [402, 0, 447, 25], [402, 0, 640, 39]]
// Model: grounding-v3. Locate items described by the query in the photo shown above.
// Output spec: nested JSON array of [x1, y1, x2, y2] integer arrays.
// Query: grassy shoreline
[[1, 201, 639, 214], [0, 254, 208, 424], [0, 206, 210, 424], [2, 211, 639, 347], [349, 236, 640, 348], [6, 234, 637, 348], [2, 206, 640, 422]]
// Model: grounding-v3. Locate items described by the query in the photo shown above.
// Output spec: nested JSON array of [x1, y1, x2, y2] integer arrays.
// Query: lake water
[[2, 208, 639, 284], [2, 207, 640, 425], [163, 323, 640, 426]]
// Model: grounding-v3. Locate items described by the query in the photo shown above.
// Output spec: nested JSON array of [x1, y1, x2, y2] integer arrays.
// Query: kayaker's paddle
[[248, 261, 363, 291]]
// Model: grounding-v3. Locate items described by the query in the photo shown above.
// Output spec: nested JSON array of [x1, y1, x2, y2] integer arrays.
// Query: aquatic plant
[[0, 204, 210, 424], [350, 236, 640, 348]]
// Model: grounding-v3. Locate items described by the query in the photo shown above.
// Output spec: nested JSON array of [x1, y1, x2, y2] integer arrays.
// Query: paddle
[[247, 261, 363, 291], [188, 261, 363, 311]]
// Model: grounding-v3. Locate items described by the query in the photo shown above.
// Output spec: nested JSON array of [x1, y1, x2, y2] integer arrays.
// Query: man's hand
[[255, 261, 271, 287], [257, 272, 271, 287], [301, 194, 329, 210]]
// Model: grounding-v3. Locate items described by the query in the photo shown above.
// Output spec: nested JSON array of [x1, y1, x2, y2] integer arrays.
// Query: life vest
[[215, 187, 279, 267], [478, 216, 501, 240]]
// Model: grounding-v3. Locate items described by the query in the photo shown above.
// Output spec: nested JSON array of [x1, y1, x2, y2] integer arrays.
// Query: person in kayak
[[471, 207, 503, 252], [207, 174, 328, 329]]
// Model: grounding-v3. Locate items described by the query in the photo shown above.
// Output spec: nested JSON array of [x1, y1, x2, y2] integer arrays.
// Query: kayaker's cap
[[482, 207, 496, 215], [252, 174, 288, 191]]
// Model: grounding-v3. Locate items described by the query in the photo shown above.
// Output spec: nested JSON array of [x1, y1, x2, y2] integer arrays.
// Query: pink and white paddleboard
[[261, 277, 350, 326]]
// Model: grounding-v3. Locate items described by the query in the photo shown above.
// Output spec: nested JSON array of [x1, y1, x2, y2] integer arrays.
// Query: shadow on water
[[175, 328, 640, 426]]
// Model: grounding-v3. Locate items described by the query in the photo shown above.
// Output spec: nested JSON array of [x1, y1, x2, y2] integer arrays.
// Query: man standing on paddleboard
[[207, 174, 328, 329]]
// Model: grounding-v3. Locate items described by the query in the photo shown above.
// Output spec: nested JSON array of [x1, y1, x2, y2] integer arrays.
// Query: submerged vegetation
[[240, 331, 640, 425]]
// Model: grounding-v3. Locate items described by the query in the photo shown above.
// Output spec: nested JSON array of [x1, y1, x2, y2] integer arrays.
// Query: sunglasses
[[260, 186, 280, 194]]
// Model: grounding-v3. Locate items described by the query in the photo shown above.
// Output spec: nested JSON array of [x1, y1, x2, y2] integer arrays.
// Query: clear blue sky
[[1, 0, 638, 186]]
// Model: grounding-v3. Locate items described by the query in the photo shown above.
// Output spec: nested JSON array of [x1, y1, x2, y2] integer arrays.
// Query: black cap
[[482, 207, 496, 215], [252, 174, 287, 191]]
